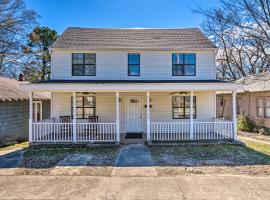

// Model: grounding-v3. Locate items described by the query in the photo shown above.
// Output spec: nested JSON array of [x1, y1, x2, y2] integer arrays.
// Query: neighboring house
[[24, 28, 240, 144], [0, 77, 50, 145], [217, 72, 270, 129]]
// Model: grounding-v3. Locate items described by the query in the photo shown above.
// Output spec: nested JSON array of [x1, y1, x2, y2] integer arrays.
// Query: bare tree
[[194, 0, 270, 80], [0, 0, 37, 77]]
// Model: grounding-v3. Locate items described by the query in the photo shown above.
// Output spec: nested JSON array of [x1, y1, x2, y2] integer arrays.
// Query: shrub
[[237, 114, 255, 132]]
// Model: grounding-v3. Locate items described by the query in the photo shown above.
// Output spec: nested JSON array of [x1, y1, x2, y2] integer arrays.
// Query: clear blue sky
[[25, 0, 220, 34]]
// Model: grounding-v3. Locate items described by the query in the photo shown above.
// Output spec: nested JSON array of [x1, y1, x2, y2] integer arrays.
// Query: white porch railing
[[32, 122, 116, 143], [76, 123, 116, 142], [150, 121, 234, 141]]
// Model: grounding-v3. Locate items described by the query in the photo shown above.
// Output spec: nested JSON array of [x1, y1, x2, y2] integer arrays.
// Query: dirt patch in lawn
[[149, 144, 270, 166], [20, 146, 119, 169]]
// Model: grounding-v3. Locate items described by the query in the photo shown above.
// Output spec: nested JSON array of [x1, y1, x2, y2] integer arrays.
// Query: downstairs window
[[172, 96, 196, 119]]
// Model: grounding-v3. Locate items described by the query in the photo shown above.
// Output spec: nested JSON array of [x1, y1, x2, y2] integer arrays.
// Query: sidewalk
[[0, 174, 269, 199]]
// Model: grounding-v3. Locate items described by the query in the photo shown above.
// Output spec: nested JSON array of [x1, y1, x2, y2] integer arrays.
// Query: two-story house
[[24, 28, 240, 144]]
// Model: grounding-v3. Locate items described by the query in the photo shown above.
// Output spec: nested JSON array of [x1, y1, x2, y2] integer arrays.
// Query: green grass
[[0, 142, 29, 151], [241, 138, 270, 156]]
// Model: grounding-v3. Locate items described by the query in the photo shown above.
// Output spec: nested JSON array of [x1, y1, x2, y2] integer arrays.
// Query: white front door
[[126, 96, 143, 133]]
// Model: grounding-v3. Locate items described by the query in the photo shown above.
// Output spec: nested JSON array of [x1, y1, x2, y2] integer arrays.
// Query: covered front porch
[[26, 81, 239, 144]]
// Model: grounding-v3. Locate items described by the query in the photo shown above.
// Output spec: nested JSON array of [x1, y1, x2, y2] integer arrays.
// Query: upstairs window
[[172, 53, 196, 76], [72, 53, 96, 76], [128, 53, 140, 76], [172, 96, 196, 119]]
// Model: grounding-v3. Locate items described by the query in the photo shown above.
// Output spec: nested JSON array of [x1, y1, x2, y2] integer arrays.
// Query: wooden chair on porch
[[84, 116, 99, 139], [60, 116, 71, 138]]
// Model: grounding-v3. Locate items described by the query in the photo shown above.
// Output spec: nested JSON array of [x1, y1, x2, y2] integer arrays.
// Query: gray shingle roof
[[52, 28, 216, 50], [0, 77, 50, 101]]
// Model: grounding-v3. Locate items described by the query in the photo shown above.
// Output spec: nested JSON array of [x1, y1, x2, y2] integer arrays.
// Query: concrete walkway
[[0, 175, 269, 199], [115, 144, 154, 167], [0, 149, 24, 168], [239, 136, 270, 145]]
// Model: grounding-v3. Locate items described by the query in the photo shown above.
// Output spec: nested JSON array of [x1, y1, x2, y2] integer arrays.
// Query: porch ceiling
[[22, 80, 241, 92]]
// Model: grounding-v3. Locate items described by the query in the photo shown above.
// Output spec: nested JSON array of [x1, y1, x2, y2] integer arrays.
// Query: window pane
[[258, 108, 263, 117], [172, 65, 183, 76], [172, 54, 184, 64], [84, 108, 95, 118], [258, 99, 263, 107], [173, 96, 184, 107], [73, 65, 84, 76], [73, 53, 84, 64], [265, 108, 270, 117], [185, 96, 190, 107], [84, 96, 95, 107], [76, 97, 83, 107], [184, 65, 195, 76], [173, 108, 184, 118], [84, 65, 96, 76], [185, 54, 196, 64], [76, 108, 83, 118], [128, 65, 140, 76], [128, 54, 140, 64], [84, 54, 96, 64], [266, 99, 270, 107]]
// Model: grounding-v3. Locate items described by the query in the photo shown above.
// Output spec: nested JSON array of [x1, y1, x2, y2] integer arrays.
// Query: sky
[[24, 0, 220, 34]]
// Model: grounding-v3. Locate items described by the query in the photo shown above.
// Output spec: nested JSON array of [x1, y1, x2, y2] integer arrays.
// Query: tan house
[[23, 28, 240, 144], [217, 73, 270, 128]]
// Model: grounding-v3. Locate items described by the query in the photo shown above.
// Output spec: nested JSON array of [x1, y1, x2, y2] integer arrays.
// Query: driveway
[[0, 174, 269, 199]]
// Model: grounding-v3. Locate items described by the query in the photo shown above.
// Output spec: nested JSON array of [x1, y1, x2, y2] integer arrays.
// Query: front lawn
[[22, 146, 119, 168], [149, 144, 270, 166]]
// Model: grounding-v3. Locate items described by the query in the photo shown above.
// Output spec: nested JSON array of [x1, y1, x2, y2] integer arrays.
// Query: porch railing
[[76, 123, 116, 142], [32, 122, 116, 143], [150, 121, 234, 141]]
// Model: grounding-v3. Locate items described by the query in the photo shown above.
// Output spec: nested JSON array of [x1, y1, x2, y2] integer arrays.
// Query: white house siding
[[51, 91, 215, 132], [51, 50, 216, 80]]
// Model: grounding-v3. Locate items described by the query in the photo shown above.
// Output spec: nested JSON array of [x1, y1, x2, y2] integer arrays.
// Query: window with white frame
[[33, 101, 42, 122]]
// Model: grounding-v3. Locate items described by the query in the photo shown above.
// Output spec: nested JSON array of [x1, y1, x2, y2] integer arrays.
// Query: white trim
[[29, 92, 33, 143], [190, 91, 194, 140], [72, 92, 77, 143], [116, 92, 120, 143], [146, 91, 151, 141], [33, 101, 43, 122], [232, 91, 237, 140], [23, 82, 241, 92], [125, 96, 143, 133]]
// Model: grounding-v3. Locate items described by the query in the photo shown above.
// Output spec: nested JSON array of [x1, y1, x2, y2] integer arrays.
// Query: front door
[[126, 96, 143, 133]]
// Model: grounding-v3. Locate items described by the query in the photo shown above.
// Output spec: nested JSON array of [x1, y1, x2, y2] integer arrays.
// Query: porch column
[[232, 90, 237, 140], [72, 92, 77, 143], [116, 92, 120, 143], [146, 91, 151, 143], [29, 92, 33, 143], [190, 91, 194, 140]]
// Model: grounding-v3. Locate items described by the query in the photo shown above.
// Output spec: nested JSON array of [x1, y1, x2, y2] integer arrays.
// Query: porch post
[[190, 91, 194, 140], [116, 91, 120, 143], [29, 92, 33, 143], [72, 92, 77, 143], [232, 90, 237, 140], [146, 91, 151, 143]]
